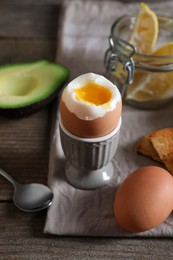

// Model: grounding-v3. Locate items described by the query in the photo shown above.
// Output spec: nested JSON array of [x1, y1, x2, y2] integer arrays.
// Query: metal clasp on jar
[[104, 35, 136, 97]]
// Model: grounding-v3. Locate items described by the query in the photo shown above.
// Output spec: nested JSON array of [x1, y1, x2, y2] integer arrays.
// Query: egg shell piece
[[60, 99, 122, 138], [114, 166, 173, 233], [61, 73, 121, 121]]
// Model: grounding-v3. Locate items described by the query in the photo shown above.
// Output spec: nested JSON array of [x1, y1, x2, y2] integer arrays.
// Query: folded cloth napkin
[[44, 0, 173, 236]]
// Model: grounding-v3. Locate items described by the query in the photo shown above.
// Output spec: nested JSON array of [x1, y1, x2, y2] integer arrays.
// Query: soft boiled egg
[[60, 73, 122, 138]]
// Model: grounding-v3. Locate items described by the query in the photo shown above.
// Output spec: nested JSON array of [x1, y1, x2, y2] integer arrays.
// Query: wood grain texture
[[0, 0, 173, 258], [0, 106, 52, 200], [0, 3, 60, 39], [1, 237, 173, 260], [0, 39, 57, 64], [0, 0, 169, 4]]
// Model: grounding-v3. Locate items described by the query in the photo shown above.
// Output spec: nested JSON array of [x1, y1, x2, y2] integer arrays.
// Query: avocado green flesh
[[0, 60, 69, 109]]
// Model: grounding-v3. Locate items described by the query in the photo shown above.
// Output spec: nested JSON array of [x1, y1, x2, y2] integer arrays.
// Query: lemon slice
[[129, 2, 158, 54], [125, 72, 173, 109], [152, 42, 173, 56], [127, 71, 173, 99], [126, 42, 173, 108], [125, 70, 173, 109]]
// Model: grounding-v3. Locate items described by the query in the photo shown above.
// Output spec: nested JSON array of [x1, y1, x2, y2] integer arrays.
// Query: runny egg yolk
[[75, 81, 112, 106]]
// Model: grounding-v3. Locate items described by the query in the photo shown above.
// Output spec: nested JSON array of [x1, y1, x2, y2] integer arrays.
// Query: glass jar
[[104, 11, 173, 109]]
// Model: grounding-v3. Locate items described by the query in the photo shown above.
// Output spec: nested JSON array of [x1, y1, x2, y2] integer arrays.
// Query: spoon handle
[[0, 168, 17, 187]]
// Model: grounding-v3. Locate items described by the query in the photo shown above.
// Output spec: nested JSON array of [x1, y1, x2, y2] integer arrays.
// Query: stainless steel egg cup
[[59, 116, 121, 190]]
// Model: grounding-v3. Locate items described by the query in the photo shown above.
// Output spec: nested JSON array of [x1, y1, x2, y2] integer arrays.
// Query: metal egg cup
[[59, 116, 121, 190]]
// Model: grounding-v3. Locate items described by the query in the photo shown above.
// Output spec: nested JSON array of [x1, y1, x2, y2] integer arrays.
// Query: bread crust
[[137, 128, 173, 174]]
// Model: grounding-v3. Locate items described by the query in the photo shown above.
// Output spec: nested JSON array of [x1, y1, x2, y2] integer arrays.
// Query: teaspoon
[[0, 168, 53, 212]]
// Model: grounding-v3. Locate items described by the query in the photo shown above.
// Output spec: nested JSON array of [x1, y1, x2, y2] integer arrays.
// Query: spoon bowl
[[0, 168, 53, 212], [14, 182, 54, 212]]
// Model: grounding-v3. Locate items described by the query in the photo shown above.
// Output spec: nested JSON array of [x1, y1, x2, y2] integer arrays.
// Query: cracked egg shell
[[59, 73, 122, 138]]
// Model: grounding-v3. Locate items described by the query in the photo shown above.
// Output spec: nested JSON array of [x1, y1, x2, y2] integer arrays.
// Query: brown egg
[[60, 73, 122, 138], [114, 166, 173, 233]]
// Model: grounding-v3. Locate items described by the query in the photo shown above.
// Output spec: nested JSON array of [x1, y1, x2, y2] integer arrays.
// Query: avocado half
[[0, 60, 69, 118]]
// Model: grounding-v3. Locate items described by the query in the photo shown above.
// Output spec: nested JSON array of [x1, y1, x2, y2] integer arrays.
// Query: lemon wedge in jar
[[126, 42, 173, 109], [129, 2, 158, 55], [152, 42, 173, 56]]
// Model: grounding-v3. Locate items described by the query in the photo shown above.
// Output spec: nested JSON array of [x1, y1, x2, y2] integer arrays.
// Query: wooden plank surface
[[0, 4, 60, 39], [0, 106, 51, 200], [0, 0, 173, 258], [0, 39, 57, 65]]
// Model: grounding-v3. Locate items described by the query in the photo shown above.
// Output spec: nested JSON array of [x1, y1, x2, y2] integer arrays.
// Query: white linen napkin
[[44, 0, 173, 236]]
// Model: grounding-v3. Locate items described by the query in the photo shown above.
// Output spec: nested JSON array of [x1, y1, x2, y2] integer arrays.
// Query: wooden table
[[0, 1, 173, 259]]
